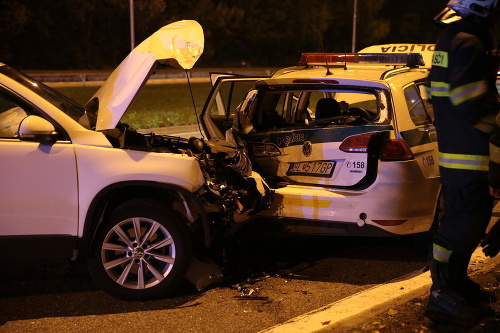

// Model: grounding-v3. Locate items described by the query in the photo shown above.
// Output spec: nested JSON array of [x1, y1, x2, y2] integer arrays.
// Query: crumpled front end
[[191, 137, 273, 224]]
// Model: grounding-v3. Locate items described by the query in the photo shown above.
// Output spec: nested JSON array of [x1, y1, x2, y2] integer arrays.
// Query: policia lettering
[[379, 44, 435, 53]]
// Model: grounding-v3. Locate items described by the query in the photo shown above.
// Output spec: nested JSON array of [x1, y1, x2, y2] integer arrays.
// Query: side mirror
[[18, 115, 59, 143]]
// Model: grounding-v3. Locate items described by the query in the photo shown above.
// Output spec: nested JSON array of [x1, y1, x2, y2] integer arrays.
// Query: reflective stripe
[[438, 152, 489, 171], [490, 143, 500, 164], [430, 80, 487, 106], [424, 85, 431, 97], [450, 80, 488, 106], [430, 81, 450, 97], [433, 243, 452, 263]]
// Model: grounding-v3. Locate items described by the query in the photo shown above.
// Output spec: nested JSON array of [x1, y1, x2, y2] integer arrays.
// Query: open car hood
[[88, 20, 204, 131]]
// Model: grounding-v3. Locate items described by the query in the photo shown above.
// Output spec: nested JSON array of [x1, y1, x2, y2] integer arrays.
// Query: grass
[[54, 82, 213, 129]]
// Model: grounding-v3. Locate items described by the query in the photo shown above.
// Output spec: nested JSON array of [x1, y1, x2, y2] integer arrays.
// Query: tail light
[[339, 134, 373, 153], [381, 139, 414, 161], [248, 142, 281, 157], [340, 134, 414, 161]]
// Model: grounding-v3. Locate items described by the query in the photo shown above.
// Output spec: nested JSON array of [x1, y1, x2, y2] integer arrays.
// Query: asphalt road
[[0, 233, 428, 333]]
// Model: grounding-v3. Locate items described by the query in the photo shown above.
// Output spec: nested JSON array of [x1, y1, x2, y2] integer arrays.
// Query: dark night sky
[[3, 0, 497, 70]]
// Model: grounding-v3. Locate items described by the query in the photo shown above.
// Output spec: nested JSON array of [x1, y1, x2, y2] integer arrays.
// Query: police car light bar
[[299, 53, 425, 67]]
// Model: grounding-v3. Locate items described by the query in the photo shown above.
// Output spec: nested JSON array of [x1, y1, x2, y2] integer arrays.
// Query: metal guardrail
[[26, 67, 278, 86]]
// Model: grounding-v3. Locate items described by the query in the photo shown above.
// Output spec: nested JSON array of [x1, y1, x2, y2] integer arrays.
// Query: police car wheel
[[87, 198, 192, 300]]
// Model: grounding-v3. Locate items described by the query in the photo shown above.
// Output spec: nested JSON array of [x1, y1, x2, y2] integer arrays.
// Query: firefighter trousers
[[433, 179, 494, 272]]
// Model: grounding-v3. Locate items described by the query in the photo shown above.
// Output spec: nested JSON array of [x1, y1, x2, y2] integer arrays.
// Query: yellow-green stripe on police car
[[283, 197, 331, 208]]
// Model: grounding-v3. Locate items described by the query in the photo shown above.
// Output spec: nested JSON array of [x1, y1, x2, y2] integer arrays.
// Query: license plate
[[287, 161, 336, 177]]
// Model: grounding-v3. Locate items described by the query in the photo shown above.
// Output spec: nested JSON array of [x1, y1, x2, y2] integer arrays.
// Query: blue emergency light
[[299, 53, 425, 67]]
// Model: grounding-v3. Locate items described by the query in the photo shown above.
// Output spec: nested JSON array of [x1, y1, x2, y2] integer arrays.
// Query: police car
[[201, 44, 441, 238], [0, 21, 271, 300]]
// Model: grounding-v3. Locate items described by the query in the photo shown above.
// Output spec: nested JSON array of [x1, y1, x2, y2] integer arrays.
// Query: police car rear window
[[248, 86, 384, 132]]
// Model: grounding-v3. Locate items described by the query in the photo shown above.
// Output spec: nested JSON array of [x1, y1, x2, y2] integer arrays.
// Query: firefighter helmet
[[435, 0, 499, 26], [447, 0, 499, 18]]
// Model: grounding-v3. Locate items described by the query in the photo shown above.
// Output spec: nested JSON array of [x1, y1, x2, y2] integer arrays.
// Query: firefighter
[[427, 0, 500, 319], [481, 73, 500, 258]]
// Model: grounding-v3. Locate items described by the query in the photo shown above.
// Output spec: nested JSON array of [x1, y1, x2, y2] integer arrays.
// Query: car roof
[[262, 44, 434, 89], [263, 65, 428, 90]]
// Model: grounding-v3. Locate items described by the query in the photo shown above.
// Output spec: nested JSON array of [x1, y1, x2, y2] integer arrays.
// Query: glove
[[481, 219, 500, 258]]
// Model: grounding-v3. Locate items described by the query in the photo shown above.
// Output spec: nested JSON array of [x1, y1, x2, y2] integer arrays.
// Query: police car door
[[201, 73, 265, 141], [235, 85, 394, 190], [398, 81, 440, 180], [359, 44, 439, 180]]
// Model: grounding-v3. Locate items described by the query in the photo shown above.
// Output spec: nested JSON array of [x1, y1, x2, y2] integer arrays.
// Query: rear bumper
[[257, 160, 441, 236]]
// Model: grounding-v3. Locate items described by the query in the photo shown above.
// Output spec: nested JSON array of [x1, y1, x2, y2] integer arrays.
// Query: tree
[[0, 0, 31, 63], [3, 0, 498, 70], [1, 0, 167, 69]]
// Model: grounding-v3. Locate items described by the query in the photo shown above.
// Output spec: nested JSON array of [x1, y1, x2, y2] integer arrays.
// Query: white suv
[[0, 21, 270, 300], [201, 44, 441, 239]]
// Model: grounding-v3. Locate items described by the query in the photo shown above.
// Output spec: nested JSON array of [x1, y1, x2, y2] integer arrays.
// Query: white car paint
[[74, 147, 205, 237], [0, 20, 206, 238], [0, 20, 271, 300], [92, 20, 204, 130], [0, 141, 78, 236]]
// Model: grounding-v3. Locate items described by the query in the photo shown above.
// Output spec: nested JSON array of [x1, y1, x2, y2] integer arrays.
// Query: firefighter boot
[[456, 255, 496, 305], [459, 276, 496, 305], [426, 259, 479, 319]]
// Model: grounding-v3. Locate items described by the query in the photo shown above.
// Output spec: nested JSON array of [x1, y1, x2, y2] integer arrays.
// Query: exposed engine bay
[[104, 124, 273, 225]]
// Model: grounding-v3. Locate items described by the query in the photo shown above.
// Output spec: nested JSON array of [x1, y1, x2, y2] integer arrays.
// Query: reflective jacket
[[489, 113, 500, 189], [429, 18, 499, 187]]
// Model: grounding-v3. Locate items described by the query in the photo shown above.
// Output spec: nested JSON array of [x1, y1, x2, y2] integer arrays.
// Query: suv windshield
[[0, 65, 91, 128], [240, 85, 390, 134]]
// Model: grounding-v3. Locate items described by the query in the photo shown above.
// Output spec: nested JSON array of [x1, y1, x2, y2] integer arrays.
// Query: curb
[[259, 248, 500, 333]]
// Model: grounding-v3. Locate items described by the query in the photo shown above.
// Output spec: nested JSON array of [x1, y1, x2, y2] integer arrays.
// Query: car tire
[[87, 198, 192, 300]]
